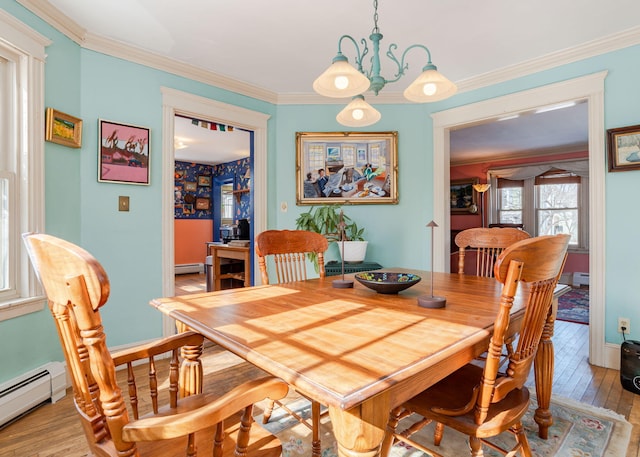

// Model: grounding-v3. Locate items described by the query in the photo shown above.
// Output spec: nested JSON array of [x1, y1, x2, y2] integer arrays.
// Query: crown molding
[[16, 1, 640, 106], [450, 143, 589, 167], [16, 0, 86, 43], [456, 25, 640, 94], [83, 32, 279, 104], [16, 0, 278, 104]]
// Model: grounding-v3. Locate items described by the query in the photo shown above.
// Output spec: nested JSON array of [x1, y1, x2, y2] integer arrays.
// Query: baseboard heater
[[573, 272, 590, 287], [0, 362, 66, 429], [175, 263, 203, 274]]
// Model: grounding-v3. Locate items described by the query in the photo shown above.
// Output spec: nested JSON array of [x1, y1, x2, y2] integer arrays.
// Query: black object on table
[[325, 261, 383, 277]]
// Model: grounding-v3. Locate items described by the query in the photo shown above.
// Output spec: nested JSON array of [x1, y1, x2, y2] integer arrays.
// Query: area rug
[[557, 287, 589, 325], [256, 394, 631, 457]]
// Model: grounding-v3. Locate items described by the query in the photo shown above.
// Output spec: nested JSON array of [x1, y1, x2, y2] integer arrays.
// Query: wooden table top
[[151, 269, 527, 410]]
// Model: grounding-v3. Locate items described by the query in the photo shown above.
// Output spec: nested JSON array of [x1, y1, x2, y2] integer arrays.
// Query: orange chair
[[23, 232, 288, 457], [455, 227, 531, 277], [255, 229, 329, 457], [384, 234, 569, 457]]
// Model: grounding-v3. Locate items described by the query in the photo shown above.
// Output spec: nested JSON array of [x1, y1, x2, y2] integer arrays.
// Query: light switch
[[119, 196, 130, 212], [280, 201, 288, 212]]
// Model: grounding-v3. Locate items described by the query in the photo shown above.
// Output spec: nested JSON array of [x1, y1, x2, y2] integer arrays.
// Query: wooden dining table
[[151, 268, 563, 457]]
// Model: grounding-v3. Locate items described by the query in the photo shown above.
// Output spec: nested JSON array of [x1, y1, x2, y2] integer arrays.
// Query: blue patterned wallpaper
[[174, 158, 251, 221]]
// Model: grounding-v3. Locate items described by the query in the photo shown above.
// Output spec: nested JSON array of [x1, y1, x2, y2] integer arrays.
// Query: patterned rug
[[557, 287, 589, 325], [256, 394, 631, 457]]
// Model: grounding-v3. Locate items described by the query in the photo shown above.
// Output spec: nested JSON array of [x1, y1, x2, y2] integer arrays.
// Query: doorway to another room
[[161, 88, 270, 336], [173, 114, 253, 293]]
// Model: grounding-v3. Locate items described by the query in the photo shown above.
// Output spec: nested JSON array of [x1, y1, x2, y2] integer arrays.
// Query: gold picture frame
[[45, 107, 83, 148], [296, 131, 398, 205]]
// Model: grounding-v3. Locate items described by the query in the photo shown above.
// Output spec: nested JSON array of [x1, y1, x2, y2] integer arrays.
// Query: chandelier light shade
[[312, 55, 372, 98], [313, 0, 457, 127], [336, 95, 382, 127], [403, 64, 458, 103]]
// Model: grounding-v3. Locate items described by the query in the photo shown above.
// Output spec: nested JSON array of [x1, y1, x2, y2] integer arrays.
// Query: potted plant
[[295, 205, 367, 268]]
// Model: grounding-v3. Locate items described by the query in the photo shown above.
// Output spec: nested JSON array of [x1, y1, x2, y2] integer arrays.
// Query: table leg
[[328, 394, 389, 457], [533, 300, 556, 439]]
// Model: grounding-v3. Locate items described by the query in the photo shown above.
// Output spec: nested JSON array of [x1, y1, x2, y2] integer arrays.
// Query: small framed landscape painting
[[45, 108, 83, 148], [98, 119, 150, 185]]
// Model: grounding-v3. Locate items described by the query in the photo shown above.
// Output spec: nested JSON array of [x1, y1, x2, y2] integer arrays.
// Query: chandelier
[[313, 0, 457, 127]]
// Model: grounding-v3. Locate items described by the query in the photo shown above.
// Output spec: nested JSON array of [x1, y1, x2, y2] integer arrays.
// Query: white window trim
[[0, 11, 50, 321]]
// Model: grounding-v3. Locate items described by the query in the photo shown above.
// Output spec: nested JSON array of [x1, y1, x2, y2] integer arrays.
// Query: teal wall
[[1, 0, 640, 385]]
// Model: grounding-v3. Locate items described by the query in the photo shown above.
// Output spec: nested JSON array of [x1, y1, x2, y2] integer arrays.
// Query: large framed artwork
[[296, 131, 398, 205], [607, 124, 640, 172], [98, 119, 150, 185]]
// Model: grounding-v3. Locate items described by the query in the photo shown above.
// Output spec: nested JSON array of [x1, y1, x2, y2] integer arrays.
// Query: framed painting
[[184, 181, 197, 192], [198, 175, 212, 187], [607, 124, 640, 172], [296, 131, 398, 205], [45, 107, 83, 148], [98, 119, 150, 185], [195, 197, 211, 210], [450, 179, 479, 214]]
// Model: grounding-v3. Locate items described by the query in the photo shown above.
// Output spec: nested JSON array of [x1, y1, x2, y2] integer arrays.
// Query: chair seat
[[403, 360, 531, 439]]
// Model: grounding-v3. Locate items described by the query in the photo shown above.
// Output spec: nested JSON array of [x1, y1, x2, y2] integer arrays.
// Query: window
[[497, 179, 523, 225], [221, 183, 233, 224], [0, 12, 49, 320], [535, 171, 581, 244], [491, 161, 588, 251]]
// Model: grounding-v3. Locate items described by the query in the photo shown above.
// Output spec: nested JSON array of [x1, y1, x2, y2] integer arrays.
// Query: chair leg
[[381, 407, 404, 457], [512, 422, 532, 457], [262, 398, 276, 424], [469, 436, 484, 457], [433, 422, 445, 446], [311, 401, 322, 457]]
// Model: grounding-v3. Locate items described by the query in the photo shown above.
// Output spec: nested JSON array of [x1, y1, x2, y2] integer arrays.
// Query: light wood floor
[[1, 273, 638, 457]]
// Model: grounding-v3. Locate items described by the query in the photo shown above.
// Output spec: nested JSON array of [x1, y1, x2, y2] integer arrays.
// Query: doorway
[[432, 72, 609, 368], [161, 87, 270, 337], [173, 115, 252, 292]]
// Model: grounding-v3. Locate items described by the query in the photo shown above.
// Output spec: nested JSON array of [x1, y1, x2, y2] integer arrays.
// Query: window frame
[[0, 11, 50, 321], [489, 160, 589, 253]]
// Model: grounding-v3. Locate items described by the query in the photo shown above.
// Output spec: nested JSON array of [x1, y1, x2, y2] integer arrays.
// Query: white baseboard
[[175, 263, 203, 274]]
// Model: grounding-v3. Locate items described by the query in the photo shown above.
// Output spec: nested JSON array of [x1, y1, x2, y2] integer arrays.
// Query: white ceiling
[[173, 115, 251, 165], [40, 0, 639, 163]]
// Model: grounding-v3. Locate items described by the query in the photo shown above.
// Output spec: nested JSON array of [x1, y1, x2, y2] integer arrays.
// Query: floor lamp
[[472, 183, 491, 228]]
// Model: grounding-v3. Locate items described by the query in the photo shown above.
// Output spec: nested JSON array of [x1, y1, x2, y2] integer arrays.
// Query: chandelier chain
[[372, 0, 380, 34]]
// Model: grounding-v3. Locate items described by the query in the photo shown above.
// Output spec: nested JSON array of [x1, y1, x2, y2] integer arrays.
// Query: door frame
[[432, 71, 608, 367], [161, 87, 270, 336]]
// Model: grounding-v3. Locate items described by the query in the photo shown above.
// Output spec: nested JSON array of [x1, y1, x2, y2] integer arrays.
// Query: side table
[[325, 261, 383, 277]]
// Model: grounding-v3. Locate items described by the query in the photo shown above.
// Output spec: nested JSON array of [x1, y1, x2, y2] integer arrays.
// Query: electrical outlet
[[618, 317, 630, 334]]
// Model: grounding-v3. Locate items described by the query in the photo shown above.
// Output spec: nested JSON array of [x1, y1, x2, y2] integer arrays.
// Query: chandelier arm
[[337, 35, 368, 74], [397, 44, 434, 74], [383, 43, 406, 83]]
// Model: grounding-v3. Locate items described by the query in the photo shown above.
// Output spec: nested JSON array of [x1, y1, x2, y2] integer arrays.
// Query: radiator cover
[[0, 362, 66, 428]]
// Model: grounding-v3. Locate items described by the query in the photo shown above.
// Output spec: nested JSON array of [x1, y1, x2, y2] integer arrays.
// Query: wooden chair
[[455, 227, 531, 277], [384, 234, 570, 457], [255, 229, 328, 284], [255, 229, 329, 457], [23, 232, 289, 457]]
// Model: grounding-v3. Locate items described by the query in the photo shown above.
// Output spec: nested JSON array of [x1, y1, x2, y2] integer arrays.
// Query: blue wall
[[1, 0, 640, 384]]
